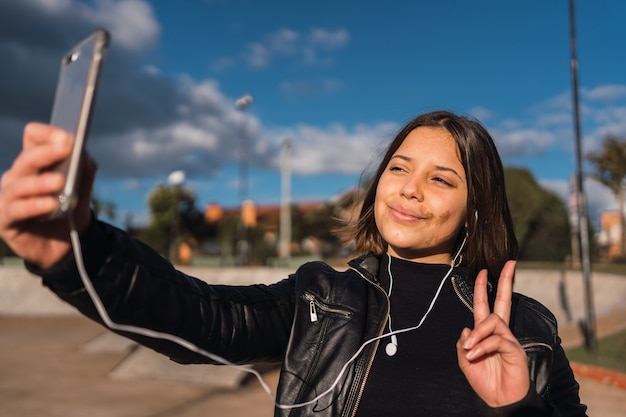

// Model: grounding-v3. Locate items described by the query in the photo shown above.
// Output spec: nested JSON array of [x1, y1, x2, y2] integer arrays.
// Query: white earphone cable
[[68, 218, 276, 397], [384, 233, 468, 356], [67, 217, 467, 410]]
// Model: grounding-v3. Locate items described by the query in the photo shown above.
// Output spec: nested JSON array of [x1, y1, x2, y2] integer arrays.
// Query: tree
[[144, 183, 198, 260], [505, 167, 572, 262], [504, 168, 546, 246], [587, 135, 626, 259]]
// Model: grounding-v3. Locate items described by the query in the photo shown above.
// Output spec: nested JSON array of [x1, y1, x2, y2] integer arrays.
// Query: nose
[[400, 175, 424, 202]]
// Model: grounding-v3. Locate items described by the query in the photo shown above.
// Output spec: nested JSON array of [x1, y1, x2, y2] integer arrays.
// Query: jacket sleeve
[[541, 338, 588, 417], [26, 219, 295, 365], [476, 381, 557, 417], [509, 294, 588, 417]]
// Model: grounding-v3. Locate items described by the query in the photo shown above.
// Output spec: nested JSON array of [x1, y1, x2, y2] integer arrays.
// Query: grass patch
[[565, 327, 626, 374], [516, 261, 626, 275]]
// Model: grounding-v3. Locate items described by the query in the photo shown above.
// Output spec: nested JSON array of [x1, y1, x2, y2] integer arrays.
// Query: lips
[[389, 205, 427, 222]]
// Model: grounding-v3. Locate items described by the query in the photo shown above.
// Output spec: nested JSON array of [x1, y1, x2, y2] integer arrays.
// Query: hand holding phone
[[48, 28, 109, 218], [0, 30, 108, 268]]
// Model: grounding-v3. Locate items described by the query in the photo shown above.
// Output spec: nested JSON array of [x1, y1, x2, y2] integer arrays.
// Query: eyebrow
[[390, 154, 464, 180]]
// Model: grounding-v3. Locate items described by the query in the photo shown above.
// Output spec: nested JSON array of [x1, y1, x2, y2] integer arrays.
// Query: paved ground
[[0, 265, 625, 416], [0, 307, 625, 416]]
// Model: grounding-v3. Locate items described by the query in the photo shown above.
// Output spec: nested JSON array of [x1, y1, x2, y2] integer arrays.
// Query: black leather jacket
[[33, 220, 587, 417]]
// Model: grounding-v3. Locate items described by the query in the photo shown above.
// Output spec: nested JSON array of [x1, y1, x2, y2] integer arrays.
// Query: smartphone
[[48, 28, 110, 218]]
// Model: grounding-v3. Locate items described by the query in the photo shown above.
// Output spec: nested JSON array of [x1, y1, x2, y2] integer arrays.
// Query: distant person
[[0, 110, 587, 416]]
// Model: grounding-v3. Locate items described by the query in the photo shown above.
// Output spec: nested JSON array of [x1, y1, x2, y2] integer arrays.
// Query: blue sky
[[1, 0, 625, 228]]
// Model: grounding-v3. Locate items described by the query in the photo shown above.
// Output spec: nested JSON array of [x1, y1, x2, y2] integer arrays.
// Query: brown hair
[[338, 110, 518, 284]]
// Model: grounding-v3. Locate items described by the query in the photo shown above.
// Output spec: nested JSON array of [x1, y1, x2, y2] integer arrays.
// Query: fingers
[[0, 124, 74, 225], [493, 260, 516, 324], [467, 262, 517, 355], [0, 173, 64, 218], [458, 315, 519, 360], [23, 123, 72, 150], [473, 260, 516, 326], [473, 269, 490, 324], [6, 128, 72, 183]]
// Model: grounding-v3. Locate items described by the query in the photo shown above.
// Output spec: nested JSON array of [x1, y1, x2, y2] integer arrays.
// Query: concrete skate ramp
[[2, 263, 625, 387]]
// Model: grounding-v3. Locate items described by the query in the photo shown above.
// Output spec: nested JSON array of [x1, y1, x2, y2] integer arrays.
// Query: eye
[[433, 176, 452, 186], [388, 164, 406, 173]]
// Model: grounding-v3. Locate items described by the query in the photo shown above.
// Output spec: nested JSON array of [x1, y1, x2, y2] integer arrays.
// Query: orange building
[[598, 211, 624, 260]]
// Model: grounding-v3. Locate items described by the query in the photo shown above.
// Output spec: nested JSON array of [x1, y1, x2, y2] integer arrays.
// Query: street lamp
[[166, 170, 185, 263], [235, 94, 253, 265], [279, 139, 292, 264], [568, 0, 596, 352], [167, 170, 186, 187], [235, 94, 253, 203]]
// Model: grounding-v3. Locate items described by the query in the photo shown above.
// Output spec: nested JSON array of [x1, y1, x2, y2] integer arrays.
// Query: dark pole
[[568, 0, 597, 352], [236, 94, 253, 266]]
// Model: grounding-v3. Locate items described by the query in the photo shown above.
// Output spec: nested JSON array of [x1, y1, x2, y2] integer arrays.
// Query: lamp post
[[568, 0, 596, 352], [166, 170, 185, 263], [235, 94, 253, 265], [279, 139, 292, 264]]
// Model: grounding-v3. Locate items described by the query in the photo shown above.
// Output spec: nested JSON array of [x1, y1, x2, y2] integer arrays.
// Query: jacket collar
[[347, 252, 492, 308], [347, 252, 382, 284]]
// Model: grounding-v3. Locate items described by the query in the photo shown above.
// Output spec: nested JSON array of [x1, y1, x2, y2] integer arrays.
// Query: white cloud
[[28, 0, 160, 53], [185, 79, 226, 107], [493, 128, 557, 156], [264, 121, 398, 175], [242, 42, 271, 68], [280, 78, 344, 97], [534, 112, 572, 128], [30, 0, 73, 13], [267, 28, 299, 54], [536, 90, 572, 112], [238, 27, 350, 69], [308, 28, 350, 50], [588, 106, 626, 143], [584, 84, 626, 102], [211, 56, 235, 72], [142, 65, 161, 76], [467, 106, 493, 122], [484, 84, 626, 161], [86, 0, 160, 52]]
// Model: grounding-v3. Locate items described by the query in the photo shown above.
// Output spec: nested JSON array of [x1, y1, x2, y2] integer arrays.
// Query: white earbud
[[385, 334, 398, 356]]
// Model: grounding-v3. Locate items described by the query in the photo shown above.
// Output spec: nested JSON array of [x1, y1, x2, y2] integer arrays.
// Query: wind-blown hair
[[338, 110, 518, 284]]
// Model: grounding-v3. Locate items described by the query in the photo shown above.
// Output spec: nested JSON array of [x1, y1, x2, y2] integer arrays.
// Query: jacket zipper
[[451, 277, 474, 313], [303, 292, 352, 322], [520, 341, 553, 351], [347, 267, 389, 417]]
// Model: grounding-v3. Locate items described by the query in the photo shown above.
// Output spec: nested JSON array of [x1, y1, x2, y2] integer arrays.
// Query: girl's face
[[374, 126, 468, 263]]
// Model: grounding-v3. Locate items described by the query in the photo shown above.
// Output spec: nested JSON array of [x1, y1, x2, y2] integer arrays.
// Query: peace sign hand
[[456, 260, 530, 407]]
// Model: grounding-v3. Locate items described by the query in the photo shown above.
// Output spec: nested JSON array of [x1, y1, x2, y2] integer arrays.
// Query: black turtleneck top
[[355, 254, 480, 417]]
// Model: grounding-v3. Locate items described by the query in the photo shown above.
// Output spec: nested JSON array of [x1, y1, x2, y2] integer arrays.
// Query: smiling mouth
[[389, 206, 427, 222]]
